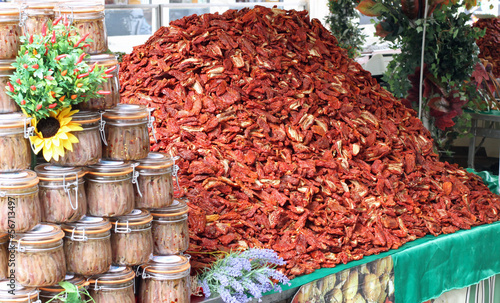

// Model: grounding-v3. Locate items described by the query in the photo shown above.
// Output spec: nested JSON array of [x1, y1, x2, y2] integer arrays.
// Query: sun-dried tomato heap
[[474, 17, 500, 78], [120, 6, 500, 278]]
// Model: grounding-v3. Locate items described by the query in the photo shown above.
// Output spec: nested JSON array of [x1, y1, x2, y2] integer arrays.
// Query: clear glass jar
[[0, 60, 19, 114], [88, 265, 135, 303], [0, 280, 40, 302], [55, 1, 107, 54], [102, 104, 151, 161], [35, 164, 87, 224], [135, 153, 177, 209], [77, 54, 119, 111], [0, 170, 41, 233], [11, 223, 66, 287], [0, 234, 8, 279], [151, 199, 189, 255], [110, 209, 153, 266], [39, 274, 89, 303], [62, 216, 112, 276], [50, 111, 102, 166], [139, 255, 191, 303], [17, 0, 56, 36], [0, 4, 21, 60], [0, 113, 32, 172], [85, 161, 135, 217]]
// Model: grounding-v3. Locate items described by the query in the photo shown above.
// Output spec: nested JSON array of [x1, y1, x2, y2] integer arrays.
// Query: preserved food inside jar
[[55, 2, 107, 54], [17, 0, 56, 36], [0, 234, 8, 279], [62, 216, 112, 276], [88, 265, 135, 303], [102, 104, 151, 161], [151, 199, 189, 255], [50, 111, 102, 166], [77, 54, 119, 111], [35, 164, 87, 223], [139, 255, 191, 303], [11, 224, 66, 287], [0, 170, 41, 233], [136, 152, 177, 209], [0, 59, 19, 113], [0, 4, 21, 60], [39, 274, 89, 303], [0, 113, 32, 172], [110, 209, 153, 266], [85, 160, 135, 217], [0, 280, 40, 302]]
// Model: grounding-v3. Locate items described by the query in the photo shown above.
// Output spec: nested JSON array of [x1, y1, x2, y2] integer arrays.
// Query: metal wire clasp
[[24, 117, 37, 154], [147, 107, 157, 143], [132, 163, 142, 197], [172, 156, 180, 193], [114, 220, 131, 234], [63, 173, 79, 211], [99, 112, 107, 146], [16, 237, 26, 253], [70, 227, 87, 242], [28, 290, 41, 303]]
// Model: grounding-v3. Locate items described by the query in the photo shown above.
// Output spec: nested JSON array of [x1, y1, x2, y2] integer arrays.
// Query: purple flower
[[228, 277, 245, 293], [241, 248, 286, 266], [214, 273, 229, 286], [201, 279, 211, 298], [227, 256, 252, 272], [242, 280, 263, 299]]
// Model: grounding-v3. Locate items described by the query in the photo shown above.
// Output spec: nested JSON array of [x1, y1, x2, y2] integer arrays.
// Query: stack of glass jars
[[0, 1, 191, 301]]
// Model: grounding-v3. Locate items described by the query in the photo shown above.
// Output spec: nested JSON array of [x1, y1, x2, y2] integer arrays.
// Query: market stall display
[[473, 17, 500, 78], [119, 5, 500, 279]]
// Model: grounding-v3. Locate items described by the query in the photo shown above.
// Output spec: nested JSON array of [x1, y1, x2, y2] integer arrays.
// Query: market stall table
[[193, 220, 500, 303]]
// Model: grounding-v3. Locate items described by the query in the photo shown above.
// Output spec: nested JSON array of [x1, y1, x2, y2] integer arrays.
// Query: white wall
[[305, 0, 329, 26]]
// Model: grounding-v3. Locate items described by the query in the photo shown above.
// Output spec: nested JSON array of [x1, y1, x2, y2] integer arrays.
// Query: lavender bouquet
[[198, 248, 290, 303]]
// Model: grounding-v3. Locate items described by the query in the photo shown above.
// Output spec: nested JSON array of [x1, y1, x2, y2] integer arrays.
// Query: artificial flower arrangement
[[5, 16, 111, 162], [198, 248, 290, 303], [46, 282, 94, 303]]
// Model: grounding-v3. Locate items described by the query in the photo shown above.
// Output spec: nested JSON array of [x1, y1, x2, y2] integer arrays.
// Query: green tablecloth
[[281, 169, 500, 303]]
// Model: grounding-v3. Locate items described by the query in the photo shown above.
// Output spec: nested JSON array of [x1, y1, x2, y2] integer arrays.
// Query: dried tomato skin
[[119, 7, 500, 278]]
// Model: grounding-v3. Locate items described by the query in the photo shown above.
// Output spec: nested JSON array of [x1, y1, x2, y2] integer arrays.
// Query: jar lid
[[72, 110, 100, 124], [137, 152, 176, 170], [150, 199, 189, 217], [62, 216, 112, 235], [0, 3, 20, 17], [86, 160, 134, 176], [35, 164, 86, 181], [142, 255, 190, 275], [0, 112, 30, 129], [0, 59, 15, 71], [88, 266, 135, 286], [16, 0, 57, 10], [0, 170, 39, 189], [0, 233, 8, 245], [0, 280, 39, 301], [12, 223, 65, 245], [103, 104, 149, 120], [39, 274, 88, 292], [110, 209, 153, 227], [85, 54, 118, 68], [56, 1, 104, 14]]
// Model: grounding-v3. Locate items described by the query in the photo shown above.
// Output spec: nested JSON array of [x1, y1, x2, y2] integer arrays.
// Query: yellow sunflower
[[30, 107, 83, 162]]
